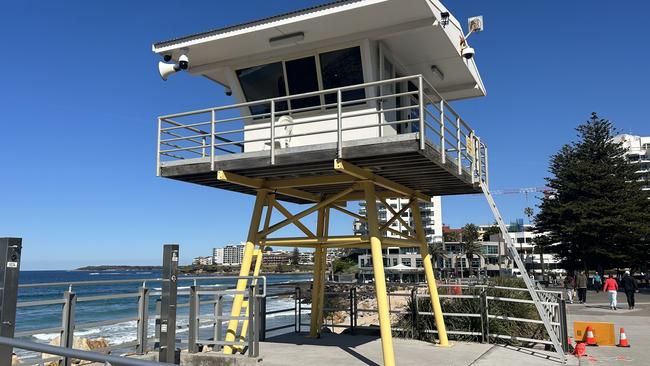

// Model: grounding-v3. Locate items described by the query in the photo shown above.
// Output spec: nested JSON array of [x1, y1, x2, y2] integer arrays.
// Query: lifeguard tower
[[152, 0, 564, 364]]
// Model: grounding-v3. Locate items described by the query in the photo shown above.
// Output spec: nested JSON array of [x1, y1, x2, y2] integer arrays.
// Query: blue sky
[[2, 1, 649, 269]]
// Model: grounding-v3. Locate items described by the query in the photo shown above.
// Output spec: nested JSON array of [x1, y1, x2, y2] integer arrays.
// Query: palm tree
[[461, 224, 481, 277], [427, 242, 445, 269]]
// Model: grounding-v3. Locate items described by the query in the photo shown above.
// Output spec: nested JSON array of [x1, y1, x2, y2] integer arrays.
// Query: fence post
[[0, 238, 22, 365], [253, 287, 261, 357], [159, 244, 179, 364], [479, 289, 488, 343], [210, 109, 215, 171], [353, 287, 358, 329], [214, 294, 224, 352], [259, 292, 267, 341], [247, 286, 255, 357], [188, 285, 198, 353], [559, 297, 568, 353], [136, 285, 150, 355], [410, 286, 418, 339], [349, 287, 355, 335], [154, 298, 162, 350], [60, 291, 76, 366], [295, 287, 301, 333]]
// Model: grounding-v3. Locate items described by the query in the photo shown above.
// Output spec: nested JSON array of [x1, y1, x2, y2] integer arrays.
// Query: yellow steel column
[[410, 199, 449, 346], [224, 190, 268, 354], [315, 208, 329, 333], [309, 207, 327, 337], [363, 182, 395, 366]]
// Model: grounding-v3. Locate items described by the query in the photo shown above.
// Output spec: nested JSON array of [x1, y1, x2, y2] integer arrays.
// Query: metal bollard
[[0, 238, 22, 365], [159, 244, 179, 364]]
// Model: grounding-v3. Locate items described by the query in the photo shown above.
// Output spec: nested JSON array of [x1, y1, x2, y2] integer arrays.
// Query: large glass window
[[285, 56, 320, 110], [236, 62, 287, 115], [319, 47, 365, 104]]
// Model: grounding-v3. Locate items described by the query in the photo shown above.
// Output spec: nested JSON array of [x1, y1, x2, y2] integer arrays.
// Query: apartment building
[[613, 134, 650, 191]]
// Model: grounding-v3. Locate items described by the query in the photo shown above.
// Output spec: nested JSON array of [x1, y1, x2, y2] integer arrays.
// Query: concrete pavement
[[565, 289, 649, 366]]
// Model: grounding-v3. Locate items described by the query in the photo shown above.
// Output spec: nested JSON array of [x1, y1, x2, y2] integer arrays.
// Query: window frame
[[230, 41, 371, 120]]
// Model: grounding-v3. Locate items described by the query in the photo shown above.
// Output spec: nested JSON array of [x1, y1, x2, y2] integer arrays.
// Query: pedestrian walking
[[603, 274, 619, 310], [564, 274, 575, 304], [621, 271, 639, 310], [593, 272, 602, 293], [576, 271, 588, 303]]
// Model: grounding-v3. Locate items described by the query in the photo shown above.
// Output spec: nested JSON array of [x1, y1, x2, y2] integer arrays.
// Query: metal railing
[[295, 282, 567, 355], [11, 275, 304, 366], [156, 75, 488, 186]]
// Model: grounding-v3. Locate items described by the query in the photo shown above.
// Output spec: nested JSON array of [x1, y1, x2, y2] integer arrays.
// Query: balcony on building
[[153, 0, 489, 202]]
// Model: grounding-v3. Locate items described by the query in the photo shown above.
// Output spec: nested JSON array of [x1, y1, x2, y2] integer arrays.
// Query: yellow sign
[[573, 321, 616, 346]]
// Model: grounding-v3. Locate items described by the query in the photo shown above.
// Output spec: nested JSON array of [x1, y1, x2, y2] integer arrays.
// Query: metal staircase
[[480, 182, 567, 362]]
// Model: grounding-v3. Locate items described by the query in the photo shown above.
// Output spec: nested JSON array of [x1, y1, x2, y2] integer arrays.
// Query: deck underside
[[159, 134, 481, 203]]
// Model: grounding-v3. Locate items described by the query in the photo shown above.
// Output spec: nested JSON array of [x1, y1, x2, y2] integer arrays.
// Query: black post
[[349, 287, 355, 334], [259, 290, 267, 341], [136, 286, 149, 355], [0, 238, 22, 364], [410, 286, 417, 339], [159, 244, 179, 364], [479, 289, 489, 343]]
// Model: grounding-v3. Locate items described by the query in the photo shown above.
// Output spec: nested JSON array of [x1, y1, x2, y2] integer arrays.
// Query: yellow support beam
[[363, 181, 395, 366], [410, 199, 449, 347], [267, 174, 355, 189], [217, 170, 321, 203], [334, 159, 430, 202], [223, 190, 267, 354], [260, 186, 356, 238], [263, 235, 364, 247], [269, 197, 316, 238]]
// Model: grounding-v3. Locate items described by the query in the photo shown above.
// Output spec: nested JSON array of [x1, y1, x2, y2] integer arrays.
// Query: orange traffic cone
[[617, 328, 630, 347], [584, 326, 598, 346]]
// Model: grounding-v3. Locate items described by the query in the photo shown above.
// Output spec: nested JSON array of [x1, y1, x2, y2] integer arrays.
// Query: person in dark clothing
[[621, 271, 639, 309], [576, 271, 588, 303]]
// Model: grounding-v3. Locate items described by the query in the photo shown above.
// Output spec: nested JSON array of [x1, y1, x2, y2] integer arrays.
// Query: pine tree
[[535, 113, 650, 271]]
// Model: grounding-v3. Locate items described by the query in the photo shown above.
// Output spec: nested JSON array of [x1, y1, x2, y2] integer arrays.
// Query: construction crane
[[490, 186, 555, 200]]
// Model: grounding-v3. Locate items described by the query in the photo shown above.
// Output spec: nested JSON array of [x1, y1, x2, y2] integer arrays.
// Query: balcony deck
[[157, 75, 487, 203]]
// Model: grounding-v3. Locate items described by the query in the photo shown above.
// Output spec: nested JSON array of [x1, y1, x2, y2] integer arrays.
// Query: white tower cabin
[[152, 0, 567, 364]]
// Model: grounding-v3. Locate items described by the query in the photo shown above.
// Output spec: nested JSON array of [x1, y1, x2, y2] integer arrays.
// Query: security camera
[[461, 47, 475, 60], [178, 54, 189, 70], [163, 54, 172, 62], [224, 87, 232, 96], [158, 54, 189, 81]]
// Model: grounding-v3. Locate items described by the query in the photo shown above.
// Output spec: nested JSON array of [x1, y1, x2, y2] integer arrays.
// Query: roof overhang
[[152, 0, 486, 100]]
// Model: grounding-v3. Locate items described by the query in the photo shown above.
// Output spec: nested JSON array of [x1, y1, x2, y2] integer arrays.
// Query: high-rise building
[[213, 247, 224, 265], [223, 244, 245, 265], [612, 134, 650, 191], [354, 197, 443, 243]]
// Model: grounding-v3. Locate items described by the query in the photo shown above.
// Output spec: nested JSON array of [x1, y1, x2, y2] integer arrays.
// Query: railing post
[[253, 288, 261, 357], [159, 244, 179, 364], [259, 292, 267, 341], [337, 89, 343, 158], [201, 137, 206, 157], [440, 100, 446, 164], [210, 110, 215, 171], [349, 287, 355, 335], [60, 291, 76, 366], [479, 289, 489, 343], [484, 144, 489, 187], [136, 285, 150, 355], [353, 287, 358, 329], [456, 118, 462, 175], [156, 118, 162, 177], [0, 238, 22, 365], [410, 286, 417, 339], [470, 131, 476, 184], [247, 286, 255, 357], [295, 287, 301, 333], [270, 100, 276, 165], [188, 285, 198, 353], [559, 296, 568, 353], [214, 294, 224, 352], [418, 76, 425, 150]]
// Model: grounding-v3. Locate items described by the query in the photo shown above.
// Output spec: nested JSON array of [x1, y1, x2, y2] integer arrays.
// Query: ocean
[[16, 270, 312, 358]]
